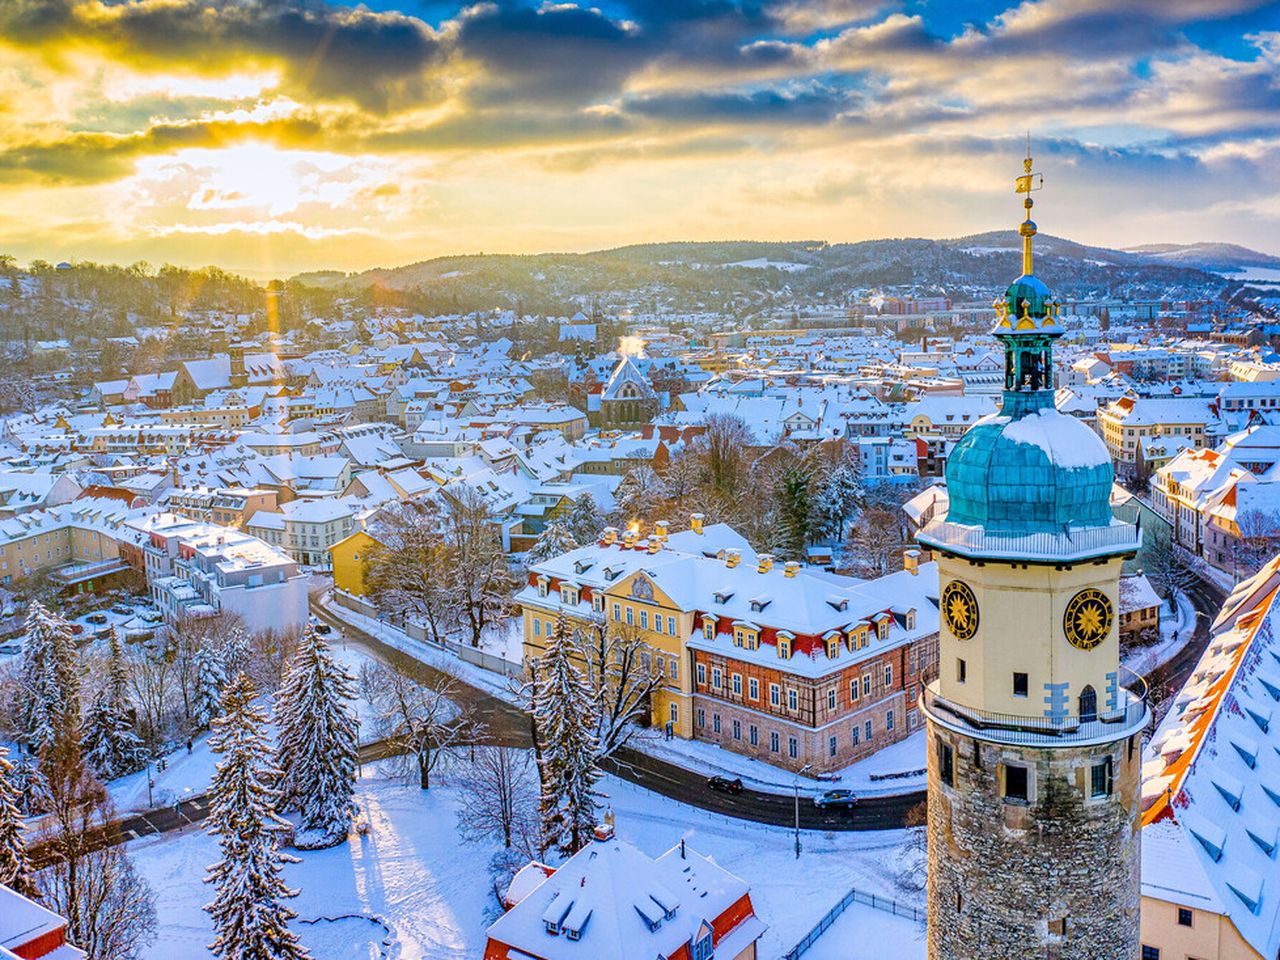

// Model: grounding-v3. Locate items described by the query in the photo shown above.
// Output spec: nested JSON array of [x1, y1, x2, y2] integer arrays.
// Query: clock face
[[941, 580, 979, 641], [1064, 588, 1113, 651]]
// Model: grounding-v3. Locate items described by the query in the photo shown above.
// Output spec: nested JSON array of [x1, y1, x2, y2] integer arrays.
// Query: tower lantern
[[916, 148, 1147, 960]]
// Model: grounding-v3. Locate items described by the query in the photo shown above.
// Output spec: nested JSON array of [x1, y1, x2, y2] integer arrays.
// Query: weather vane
[[1015, 133, 1043, 276]]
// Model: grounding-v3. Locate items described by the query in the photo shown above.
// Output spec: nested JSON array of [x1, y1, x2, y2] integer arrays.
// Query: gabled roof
[[601, 356, 656, 402]]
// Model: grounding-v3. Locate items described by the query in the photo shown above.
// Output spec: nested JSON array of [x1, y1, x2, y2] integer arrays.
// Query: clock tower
[[916, 150, 1147, 960]]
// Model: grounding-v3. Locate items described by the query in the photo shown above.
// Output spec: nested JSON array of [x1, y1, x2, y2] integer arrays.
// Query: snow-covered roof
[[1141, 554, 1280, 956]]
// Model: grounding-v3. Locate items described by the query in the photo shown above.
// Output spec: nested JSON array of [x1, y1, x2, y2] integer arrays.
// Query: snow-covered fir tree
[[565, 493, 602, 544], [203, 673, 309, 960], [82, 632, 148, 781], [526, 517, 578, 564], [191, 644, 227, 730], [0, 747, 37, 898], [811, 452, 865, 543], [532, 611, 601, 856], [18, 601, 81, 755], [274, 625, 358, 849]]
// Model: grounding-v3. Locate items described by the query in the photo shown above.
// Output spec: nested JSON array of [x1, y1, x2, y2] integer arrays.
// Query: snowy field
[[128, 756, 920, 960]]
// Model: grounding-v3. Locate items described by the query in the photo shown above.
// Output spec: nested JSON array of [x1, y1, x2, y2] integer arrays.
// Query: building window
[[884, 664, 893, 688], [851, 725, 860, 746], [826, 637, 839, 659], [1091, 758, 1113, 798], [1141, 947, 1160, 960], [749, 677, 759, 700], [778, 637, 792, 659], [938, 739, 954, 787], [864, 720, 873, 742], [669, 658, 678, 681], [956, 658, 967, 683], [827, 689, 837, 710], [712, 668, 722, 689], [862, 675, 871, 697], [639, 610, 649, 629], [669, 703, 678, 723], [697, 708, 705, 728], [1013, 672, 1029, 698], [626, 607, 634, 626], [829, 735, 838, 757], [712, 714, 721, 734], [770, 684, 780, 707], [732, 673, 742, 696], [732, 719, 741, 740], [887, 709, 895, 732], [533, 619, 541, 636], [1177, 908, 1193, 928], [787, 689, 798, 711], [654, 614, 663, 634], [788, 737, 798, 759], [770, 731, 780, 752], [749, 724, 758, 746], [592, 595, 604, 612], [613, 602, 621, 621], [703, 619, 715, 640], [666, 616, 676, 635], [697, 663, 706, 685], [850, 679, 860, 702], [537, 578, 549, 598], [734, 629, 743, 647], [1004, 764, 1029, 803]]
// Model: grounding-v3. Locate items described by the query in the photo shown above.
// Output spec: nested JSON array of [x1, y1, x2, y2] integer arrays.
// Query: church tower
[[916, 151, 1147, 960]]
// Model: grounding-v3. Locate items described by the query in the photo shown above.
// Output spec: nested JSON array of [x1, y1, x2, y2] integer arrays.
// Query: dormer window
[[778, 634, 792, 659], [574, 559, 593, 574], [877, 618, 889, 641], [905, 609, 916, 630], [749, 596, 771, 613], [702, 617, 716, 640], [560, 585, 577, 605], [713, 590, 733, 605], [826, 596, 849, 613], [603, 565, 621, 581], [593, 594, 604, 613], [826, 636, 840, 660], [537, 576, 549, 598]]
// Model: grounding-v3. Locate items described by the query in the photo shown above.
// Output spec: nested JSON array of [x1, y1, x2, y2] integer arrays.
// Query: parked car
[[813, 789, 860, 810], [111, 604, 133, 616], [86, 613, 108, 625], [314, 622, 333, 635], [706, 776, 744, 796]]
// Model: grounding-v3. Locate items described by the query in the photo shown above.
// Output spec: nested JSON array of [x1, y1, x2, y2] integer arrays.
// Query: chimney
[[904, 548, 920, 575], [623, 528, 638, 548], [690, 512, 705, 534], [784, 560, 800, 578], [725, 548, 741, 569], [654, 519, 670, 541], [647, 538, 661, 555], [758, 553, 774, 574], [601, 526, 618, 545]]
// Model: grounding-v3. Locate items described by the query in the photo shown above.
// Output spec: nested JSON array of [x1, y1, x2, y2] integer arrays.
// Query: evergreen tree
[[191, 644, 227, 730], [203, 673, 309, 960], [774, 460, 816, 561], [532, 612, 600, 856], [81, 632, 148, 781], [811, 452, 865, 543], [18, 602, 81, 756], [526, 517, 578, 564], [565, 493, 603, 544], [0, 747, 36, 899], [274, 626, 358, 849]]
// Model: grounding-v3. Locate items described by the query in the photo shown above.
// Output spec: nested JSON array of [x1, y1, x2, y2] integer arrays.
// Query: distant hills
[[292, 233, 1278, 314]]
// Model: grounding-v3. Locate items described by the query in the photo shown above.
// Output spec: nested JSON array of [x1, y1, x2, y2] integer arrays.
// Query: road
[[310, 600, 925, 832], [1144, 572, 1227, 709]]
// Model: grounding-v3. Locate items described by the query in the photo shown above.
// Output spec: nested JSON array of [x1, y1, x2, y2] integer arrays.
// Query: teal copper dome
[[1004, 273, 1052, 321], [944, 408, 1115, 534]]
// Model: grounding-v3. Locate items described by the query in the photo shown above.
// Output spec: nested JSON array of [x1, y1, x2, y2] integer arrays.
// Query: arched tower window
[[1078, 685, 1097, 723]]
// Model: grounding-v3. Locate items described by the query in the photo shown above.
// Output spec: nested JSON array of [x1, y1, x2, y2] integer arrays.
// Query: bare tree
[[572, 618, 662, 760], [358, 663, 479, 789], [444, 485, 514, 648], [843, 507, 906, 578], [1236, 508, 1280, 577], [697, 413, 755, 502], [125, 640, 177, 753], [365, 499, 457, 645], [455, 746, 540, 856], [1144, 531, 1197, 602]]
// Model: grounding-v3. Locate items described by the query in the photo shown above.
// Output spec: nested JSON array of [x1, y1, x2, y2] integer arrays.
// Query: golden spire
[[1015, 135, 1042, 276]]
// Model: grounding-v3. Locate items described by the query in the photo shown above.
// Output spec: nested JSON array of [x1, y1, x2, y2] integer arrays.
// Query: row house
[[1098, 396, 1218, 480], [163, 485, 279, 528], [518, 517, 939, 772]]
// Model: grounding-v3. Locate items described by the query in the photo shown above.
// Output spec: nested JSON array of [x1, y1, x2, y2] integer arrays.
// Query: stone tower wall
[[925, 721, 1142, 960]]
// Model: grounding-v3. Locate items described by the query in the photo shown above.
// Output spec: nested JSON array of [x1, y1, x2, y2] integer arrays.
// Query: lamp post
[[146, 758, 154, 809], [793, 763, 812, 859]]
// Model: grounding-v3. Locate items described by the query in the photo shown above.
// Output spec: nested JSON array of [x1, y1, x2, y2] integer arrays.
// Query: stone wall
[[925, 719, 1142, 960]]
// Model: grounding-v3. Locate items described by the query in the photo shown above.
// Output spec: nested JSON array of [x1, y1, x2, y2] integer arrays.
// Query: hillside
[[1123, 242, 1280, 274], [291, 233, 1230, 315]]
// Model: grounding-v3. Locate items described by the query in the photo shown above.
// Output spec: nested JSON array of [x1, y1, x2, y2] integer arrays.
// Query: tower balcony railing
[[916, 519, 1141, 563], [918, 665, 1149, 746]]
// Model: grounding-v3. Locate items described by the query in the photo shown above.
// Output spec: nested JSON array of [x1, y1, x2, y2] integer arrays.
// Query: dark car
[[86, 613, 108, 625], [111, 604, 133, 616], [706, 776, 744, 795], [813, 789, 860, 809], [314, 622, 333, 635]]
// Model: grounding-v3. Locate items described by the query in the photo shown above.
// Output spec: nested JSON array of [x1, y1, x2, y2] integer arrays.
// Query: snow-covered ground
[[801, 899, 925, 960], [104, 637, 385, 815], [630, 727, 926, 798], [1122, 588, 1196, 677], [128, 756, 919, 960]]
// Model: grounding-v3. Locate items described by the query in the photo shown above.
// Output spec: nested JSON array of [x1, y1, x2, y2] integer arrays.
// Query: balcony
[[48, 558, 131, 586], [919, 666, 1149, 747], [916, 518, 1141, 563]]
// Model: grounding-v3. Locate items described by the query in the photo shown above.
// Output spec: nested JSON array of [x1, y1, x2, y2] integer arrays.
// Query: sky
[[0, 0, 1278, 277]]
